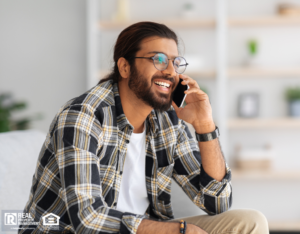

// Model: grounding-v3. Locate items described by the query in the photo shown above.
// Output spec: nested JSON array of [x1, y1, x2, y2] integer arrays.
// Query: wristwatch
[[195, 126, 220, 142]]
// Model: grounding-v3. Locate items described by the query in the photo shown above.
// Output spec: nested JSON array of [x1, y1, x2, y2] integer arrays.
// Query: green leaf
[[285, 87, 300, 101], [0, 92, 43, 132], [0, 119, 10, 132], [8, 102, 27, 111], [248, 39, 258, 55], [13, 118, 31, 130]]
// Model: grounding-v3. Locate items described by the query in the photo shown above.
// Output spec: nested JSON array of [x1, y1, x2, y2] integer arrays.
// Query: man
[[19, 22, 268, 234]]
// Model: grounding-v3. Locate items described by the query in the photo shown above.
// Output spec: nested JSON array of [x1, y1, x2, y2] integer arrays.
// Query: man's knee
[[225, 209, 269, 234]]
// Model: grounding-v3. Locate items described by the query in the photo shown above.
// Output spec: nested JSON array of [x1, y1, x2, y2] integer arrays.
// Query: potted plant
[[285, 87, 300, 117], [180, 3, 197, 19], [0, 92, 43, 132], [246, 38, 260, 67]]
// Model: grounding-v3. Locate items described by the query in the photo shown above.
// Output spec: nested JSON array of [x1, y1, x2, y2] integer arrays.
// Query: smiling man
[[19, 22, 268, 234]]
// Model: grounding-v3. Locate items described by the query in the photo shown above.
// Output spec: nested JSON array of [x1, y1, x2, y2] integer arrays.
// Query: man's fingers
[[179, 75, 199, 88], [185, 87, 206, 96]]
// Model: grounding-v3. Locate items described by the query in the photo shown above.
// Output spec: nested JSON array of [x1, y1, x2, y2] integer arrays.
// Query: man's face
[[128, 37, 179, 111]]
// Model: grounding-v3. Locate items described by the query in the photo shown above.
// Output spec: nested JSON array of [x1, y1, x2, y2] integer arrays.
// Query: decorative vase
[[289, 100, 300, 117]]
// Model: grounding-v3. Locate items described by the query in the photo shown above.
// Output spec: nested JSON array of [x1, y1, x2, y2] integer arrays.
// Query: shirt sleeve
[[172, 119, 232, 215], [52, 104, 146, 234]]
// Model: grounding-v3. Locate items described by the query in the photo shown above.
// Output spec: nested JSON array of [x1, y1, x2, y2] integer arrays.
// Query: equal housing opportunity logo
[[1, 210, 60, 232], [42, 213, 60, 226]]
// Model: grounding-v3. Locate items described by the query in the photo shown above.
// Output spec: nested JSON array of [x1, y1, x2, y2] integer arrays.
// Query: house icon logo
[[42, 213, 60, 226]]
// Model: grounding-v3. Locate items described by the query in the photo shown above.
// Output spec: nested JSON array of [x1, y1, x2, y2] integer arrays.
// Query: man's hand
[[172, 74, 214, 131], [137, 219, 208, 234], [172, 74, 226, 182]]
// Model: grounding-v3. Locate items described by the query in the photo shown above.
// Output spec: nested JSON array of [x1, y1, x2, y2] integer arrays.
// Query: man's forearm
[[137, 219, 207, 234], [194, 122, 226, 182]]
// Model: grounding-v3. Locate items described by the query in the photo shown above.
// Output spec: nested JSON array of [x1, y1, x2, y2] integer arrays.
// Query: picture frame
[[237, 93, 259, 118]]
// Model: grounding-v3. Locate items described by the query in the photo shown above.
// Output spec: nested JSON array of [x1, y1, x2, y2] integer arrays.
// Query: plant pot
[[289, 100, 300, 117]]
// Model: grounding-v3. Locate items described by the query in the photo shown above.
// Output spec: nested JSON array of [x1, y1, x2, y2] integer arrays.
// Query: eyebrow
[[145, 51, 178, 59]]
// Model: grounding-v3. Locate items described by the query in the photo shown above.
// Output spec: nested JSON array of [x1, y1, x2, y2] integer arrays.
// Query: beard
[[128, 64, 175, 112]]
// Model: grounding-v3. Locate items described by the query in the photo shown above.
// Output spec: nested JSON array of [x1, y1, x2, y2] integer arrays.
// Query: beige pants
[[172, 209, 269, 234]]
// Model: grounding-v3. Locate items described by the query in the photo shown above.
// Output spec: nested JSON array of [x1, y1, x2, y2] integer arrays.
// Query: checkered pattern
[[19, 80, 232, 234]]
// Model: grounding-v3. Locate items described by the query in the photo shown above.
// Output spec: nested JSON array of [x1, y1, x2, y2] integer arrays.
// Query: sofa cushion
[[0, 130, 46, 210]]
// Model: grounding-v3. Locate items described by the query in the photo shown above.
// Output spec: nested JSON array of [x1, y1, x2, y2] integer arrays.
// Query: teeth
[[154, 81, 170, 88]]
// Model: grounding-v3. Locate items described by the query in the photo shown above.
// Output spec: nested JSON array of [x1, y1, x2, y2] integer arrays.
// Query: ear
[[117, 57, 130, 79]]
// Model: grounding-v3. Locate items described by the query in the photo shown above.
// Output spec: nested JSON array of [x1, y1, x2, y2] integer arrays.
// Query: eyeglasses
[[132, 53, 188, 74]]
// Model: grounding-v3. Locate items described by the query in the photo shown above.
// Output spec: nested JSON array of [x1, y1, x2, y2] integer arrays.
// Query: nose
[[161, 59, 177, 77]]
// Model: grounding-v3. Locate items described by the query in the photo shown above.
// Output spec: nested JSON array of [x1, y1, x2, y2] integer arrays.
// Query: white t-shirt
[[116, 124, 150, 215]]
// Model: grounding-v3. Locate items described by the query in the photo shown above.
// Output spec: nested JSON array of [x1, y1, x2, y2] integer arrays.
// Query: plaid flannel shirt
[[19, 80, 232, 234]]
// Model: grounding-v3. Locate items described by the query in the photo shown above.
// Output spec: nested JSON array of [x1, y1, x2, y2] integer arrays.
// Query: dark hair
[[98, 21, 178, 84]]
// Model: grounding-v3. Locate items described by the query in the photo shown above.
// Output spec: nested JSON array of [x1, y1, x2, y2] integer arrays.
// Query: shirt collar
[[147, 109, 160, 135]]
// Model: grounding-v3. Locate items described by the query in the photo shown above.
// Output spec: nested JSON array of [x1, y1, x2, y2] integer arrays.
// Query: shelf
[[190, 67, 300, 78], [186, 70, 215, 79], [231, 169, 300, 180], [228, 118, 300, 129], [228, 67, 300, 78], [229, 15, 300, 27], [99, 19, 215, 29], [99, 16, 300, 30]]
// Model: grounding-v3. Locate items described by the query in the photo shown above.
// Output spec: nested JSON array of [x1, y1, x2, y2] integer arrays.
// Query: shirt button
[[120, 171, 123, 175], [114, 202, 117, 206], [125, 139, 130, 144]]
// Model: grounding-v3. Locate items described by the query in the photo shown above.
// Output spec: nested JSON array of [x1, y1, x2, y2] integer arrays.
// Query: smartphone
[[172, 78, 189, 107]]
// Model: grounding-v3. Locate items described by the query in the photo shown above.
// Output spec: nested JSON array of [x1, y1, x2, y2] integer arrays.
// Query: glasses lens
[[174, 57, 187, 74], [153, 53, 168, 71]]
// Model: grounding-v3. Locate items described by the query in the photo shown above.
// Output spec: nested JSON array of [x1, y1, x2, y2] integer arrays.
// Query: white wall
[[0, 0, 87, 133]]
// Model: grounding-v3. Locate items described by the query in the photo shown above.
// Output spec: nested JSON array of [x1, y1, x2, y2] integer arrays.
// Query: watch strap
[[195, 126, 220, 142]]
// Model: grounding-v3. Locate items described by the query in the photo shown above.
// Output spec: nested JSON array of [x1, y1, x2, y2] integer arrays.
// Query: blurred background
[[1, 0, 300, 233]]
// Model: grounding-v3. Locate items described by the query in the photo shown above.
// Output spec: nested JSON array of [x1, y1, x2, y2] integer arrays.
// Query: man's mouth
[[154, 81, 171, 88]]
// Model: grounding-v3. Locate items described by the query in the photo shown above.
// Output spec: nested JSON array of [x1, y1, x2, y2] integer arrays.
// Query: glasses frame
[[132, 53, 189, 74]]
